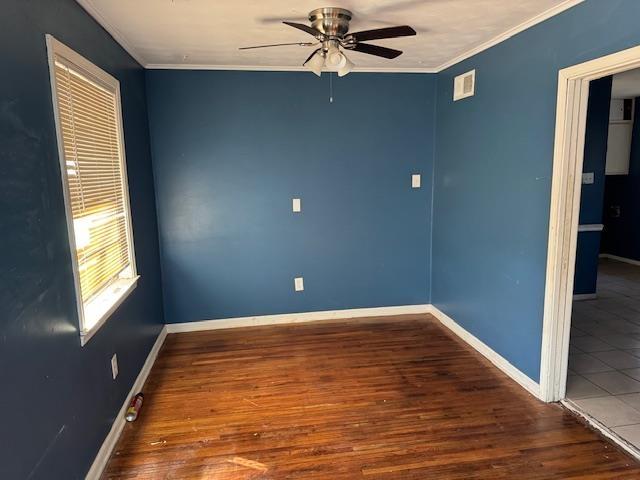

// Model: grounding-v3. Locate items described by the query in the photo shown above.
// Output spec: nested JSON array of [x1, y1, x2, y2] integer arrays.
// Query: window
[[46, 35, 138, 344]]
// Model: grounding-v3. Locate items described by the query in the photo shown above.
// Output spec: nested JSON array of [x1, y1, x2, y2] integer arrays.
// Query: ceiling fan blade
[[303, 48, 322, 66], [350, 43, 403, 59], [239, 42, 316, 50], [348, 26, 416, 43], [283, 21, 326, 40]]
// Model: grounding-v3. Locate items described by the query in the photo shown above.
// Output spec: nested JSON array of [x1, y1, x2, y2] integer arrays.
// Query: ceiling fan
[[240, 7, 416, 77]]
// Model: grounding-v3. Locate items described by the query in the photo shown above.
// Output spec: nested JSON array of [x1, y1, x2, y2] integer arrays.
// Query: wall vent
[[453, 70, 476, 101]]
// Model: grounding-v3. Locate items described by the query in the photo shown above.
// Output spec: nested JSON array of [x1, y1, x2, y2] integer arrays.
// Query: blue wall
[[579, 76, 612, 226], [432, 0, 640, 382], [574, 76, 612, 295], [146, 71, 435, 324], [574, 233, 603, 295], [0, 1, 164, 478], [602, 97, 640, 260], [6, 5, 640, 477]]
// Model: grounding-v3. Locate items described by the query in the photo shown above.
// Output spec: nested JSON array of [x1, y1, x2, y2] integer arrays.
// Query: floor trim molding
[[85, 326, 167, 480], [562, 399, 640, 461], [600, 254, 640, 267], [573, 293, 597, 301], [429, 306, 542, 400], [165, 304, 432, 333]]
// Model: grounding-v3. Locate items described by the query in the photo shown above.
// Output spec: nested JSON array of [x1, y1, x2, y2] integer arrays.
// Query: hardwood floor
[[102, 314, 640, 479]]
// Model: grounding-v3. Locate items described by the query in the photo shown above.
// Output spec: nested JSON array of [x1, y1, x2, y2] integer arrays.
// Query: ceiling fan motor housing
[[308, 8, 352, 37]]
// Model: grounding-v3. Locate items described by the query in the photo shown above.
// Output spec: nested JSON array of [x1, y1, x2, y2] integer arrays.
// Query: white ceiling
[[612, 69, 640, 99], [77, 0, 583, 71]]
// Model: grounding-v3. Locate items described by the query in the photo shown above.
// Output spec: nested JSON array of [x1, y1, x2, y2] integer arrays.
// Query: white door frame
[[540, 44, 640, 402]]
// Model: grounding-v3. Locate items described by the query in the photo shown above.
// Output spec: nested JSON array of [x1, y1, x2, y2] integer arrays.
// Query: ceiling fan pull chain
[[329, 72, 334, 103]]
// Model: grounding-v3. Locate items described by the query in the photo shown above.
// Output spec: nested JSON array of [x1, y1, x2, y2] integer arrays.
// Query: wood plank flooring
[[102, 314, 640, 479]]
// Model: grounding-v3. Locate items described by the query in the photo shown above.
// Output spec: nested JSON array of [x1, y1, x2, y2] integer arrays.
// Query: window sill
[[80, 276, 139, 346]]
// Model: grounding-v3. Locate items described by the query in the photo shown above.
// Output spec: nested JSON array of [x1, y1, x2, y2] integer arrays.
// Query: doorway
[[541, 45, 640, 455]]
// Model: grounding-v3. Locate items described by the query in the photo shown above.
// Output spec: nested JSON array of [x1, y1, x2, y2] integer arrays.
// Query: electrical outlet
[[294, 277, 304, 292], [111, 354, 118, 380], [412, 174, 421, 188], [582, 172, 595, 185], [292, 198, 301, 213]]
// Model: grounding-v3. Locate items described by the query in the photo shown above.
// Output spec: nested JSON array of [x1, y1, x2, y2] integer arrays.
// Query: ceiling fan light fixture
[[325, 47, 346, 70], [338, 54, 355, 77], [306, 51, 325, 76]]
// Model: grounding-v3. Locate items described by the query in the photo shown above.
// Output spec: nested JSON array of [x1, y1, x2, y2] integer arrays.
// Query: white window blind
[[47, 36, 137, 342]]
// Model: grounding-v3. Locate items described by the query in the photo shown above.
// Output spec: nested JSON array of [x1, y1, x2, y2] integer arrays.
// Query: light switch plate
[[294, 277, 304, 292], [582, 172, 595, 185], [111, 354, 118, 380], [292, 198, 301, 212], [412, 174, 421, 188]]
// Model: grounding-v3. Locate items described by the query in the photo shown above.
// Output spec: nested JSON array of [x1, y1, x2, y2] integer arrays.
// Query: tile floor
[[568, 258, 640, 449]]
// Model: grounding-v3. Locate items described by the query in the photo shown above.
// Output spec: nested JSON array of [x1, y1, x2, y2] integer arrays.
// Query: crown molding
[[435, 0, 584, 72], [75, 0, 147, 67], [144, 63, 438, 73], [77, 0, 584, 74]]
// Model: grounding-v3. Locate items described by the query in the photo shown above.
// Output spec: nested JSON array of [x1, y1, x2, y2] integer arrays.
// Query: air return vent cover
[[453, 69, 476, 101]]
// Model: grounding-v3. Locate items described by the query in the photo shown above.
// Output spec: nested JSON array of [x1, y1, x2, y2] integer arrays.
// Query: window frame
[[46, 35, 139, 346]]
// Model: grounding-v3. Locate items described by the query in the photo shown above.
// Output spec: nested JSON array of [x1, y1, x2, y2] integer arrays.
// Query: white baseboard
[[562, 399, 640, 461], [573, 293, 597, 301], [85, 326, 167, 480], [578, 224, 604, 233], [165, 304, 432, 333], [600, 253, 640, 267], [429, 306, 542, 400]]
